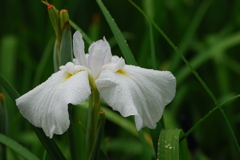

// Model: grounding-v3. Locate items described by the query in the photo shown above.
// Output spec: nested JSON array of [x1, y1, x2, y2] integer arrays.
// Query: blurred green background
[[1, 0, 240, 159]]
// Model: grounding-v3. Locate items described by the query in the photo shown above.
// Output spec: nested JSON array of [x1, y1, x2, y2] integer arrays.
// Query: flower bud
[[59, 9, 70, 31], [44, 2, 73, 69], [47, 4, 61, 41]]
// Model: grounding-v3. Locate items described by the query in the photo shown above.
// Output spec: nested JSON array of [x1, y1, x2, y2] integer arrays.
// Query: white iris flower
[[16, 31, 176, 138]]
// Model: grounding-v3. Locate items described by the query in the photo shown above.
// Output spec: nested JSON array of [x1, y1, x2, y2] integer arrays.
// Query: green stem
[[86, 75, 101, 159], [89, 110, 105, 160]]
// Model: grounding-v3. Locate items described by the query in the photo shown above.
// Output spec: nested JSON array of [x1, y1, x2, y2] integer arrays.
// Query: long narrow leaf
[[184, 94, 240, 138], [158, 129, 188, 160], [169, 0, 213, 71], [0, 133, 40, 160], [60, 27, 73, 66], [129, 0, 240, 154], [90, 110, 105, 160], [0, 93, 8, 160], [68, 105, 87, 160], [0, 73, 66, 160]]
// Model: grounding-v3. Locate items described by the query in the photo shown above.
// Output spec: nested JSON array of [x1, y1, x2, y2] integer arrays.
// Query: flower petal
[[73, 31, 88, 67], [16, 70, 91, 138], [88, 38, 112, 78], [96, 65, 176, 130], [103, 56, 125, 72]]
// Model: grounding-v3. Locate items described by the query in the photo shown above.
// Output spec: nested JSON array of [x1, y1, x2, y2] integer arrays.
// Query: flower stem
[[86, 75, 101, 159]]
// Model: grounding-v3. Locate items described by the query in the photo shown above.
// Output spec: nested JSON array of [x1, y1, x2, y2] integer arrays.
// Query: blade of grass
[[129, 0, 240, 154], [149, 24, 157, 70], [179, 131, 189, 160], [183, 94, 240, 138], [176, 31, 240, 84], [148, 22, 163, 156], [0, 93, 8, 160], [220, 55, 240, 76], [96, 0, 137, 65], [138, 129, 155, 160], [169, 0, 213, 71], [0, 73, 66, 160], [0, 133, 40, 160]]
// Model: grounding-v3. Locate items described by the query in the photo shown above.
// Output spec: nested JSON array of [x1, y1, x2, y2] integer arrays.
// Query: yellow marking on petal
[[63, 73, 72, 82], [117, 69, 130, 78]]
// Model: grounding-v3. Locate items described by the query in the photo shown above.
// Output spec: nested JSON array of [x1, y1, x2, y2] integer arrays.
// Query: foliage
[[0, 0, 240, 159]]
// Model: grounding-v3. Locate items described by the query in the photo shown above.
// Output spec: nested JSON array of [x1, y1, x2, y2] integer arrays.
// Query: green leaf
[[179, 132, 189, 160], [0, 93, 8, 160], [169, 0, 213, 72], [0, 73, 66, 160], [158, 129, 185, 160], [129, 0, 240, 154], [59, 9, 73, 66], [149, 120, 162, 156], [86, 84, 101, 160], [90, 110, 105, 160], [96, 0, 137, 65], [0, 133, 40, 160], [0, 73, 20, 99], [138, 129, 155, 159], [68, 105, 87, 160], [60, 27, 73, 66]]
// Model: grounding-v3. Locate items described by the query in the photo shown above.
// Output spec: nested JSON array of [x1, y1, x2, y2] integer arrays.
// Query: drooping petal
[[96, 65, 176, 130], [88, 38, 112, 78], [73, 31, 88, 67], [16, 70, 91, 138]]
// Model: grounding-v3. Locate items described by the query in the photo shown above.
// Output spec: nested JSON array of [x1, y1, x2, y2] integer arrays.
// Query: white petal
[[96, 65, 176, 130], [59, 62, 76, 74], [16, 70, 91, 138], [73, 31, 88, 67], [103, 57, 125, 72], [88, 38, 112, 78], [102, 37, 112, 64]]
